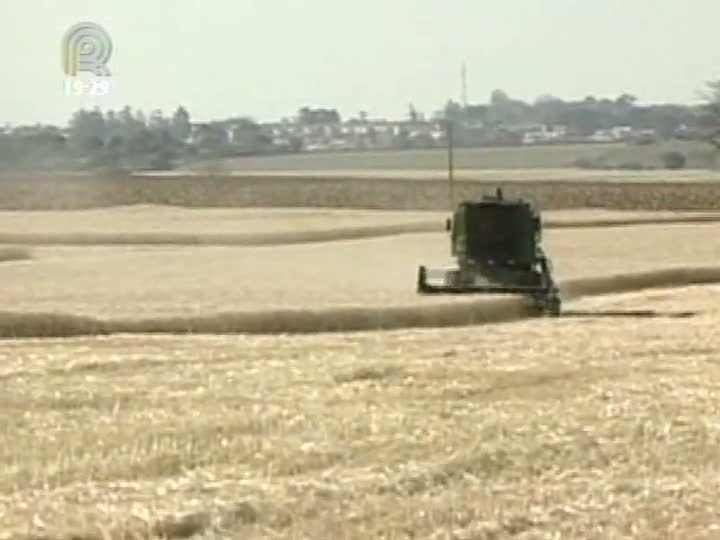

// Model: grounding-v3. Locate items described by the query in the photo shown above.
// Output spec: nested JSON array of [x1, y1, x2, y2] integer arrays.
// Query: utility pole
[[461, 63, 468, 108], [446, 118, 455, 211]]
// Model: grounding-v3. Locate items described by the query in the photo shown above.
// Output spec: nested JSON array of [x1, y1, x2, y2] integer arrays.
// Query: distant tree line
[[443, 88, 717, 140], [2, 80, 720, 174], [0, 106, 195, 173], [68, 106, 194, 172]]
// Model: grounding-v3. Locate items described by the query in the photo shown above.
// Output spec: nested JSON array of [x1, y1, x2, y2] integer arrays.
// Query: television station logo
[[61, 21, 113, 96]]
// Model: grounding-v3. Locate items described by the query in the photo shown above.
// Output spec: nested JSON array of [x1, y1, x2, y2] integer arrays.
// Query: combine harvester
[[416, 121, 561, 316], [416, 188, 562, 316]]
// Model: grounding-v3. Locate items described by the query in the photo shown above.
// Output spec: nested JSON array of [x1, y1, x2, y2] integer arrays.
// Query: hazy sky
[[2, 0, 719, 126]]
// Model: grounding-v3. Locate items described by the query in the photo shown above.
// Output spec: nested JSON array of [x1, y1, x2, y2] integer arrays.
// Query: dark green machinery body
[[417, 189, 561, 316]]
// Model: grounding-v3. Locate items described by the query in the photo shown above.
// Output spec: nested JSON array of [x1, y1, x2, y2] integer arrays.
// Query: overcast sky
[[2, 0, 719, 126]]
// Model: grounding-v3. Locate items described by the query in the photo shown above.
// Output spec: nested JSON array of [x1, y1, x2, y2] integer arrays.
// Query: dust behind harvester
[[417, 188, 562, 316]]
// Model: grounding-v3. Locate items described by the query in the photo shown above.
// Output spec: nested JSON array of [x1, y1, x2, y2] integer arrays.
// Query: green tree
[[68, 108, 107, 155], [149, 109, 169, 132], [117, 106, 145, 139], [487, 89, 530, 125], [69, 108, 106, 142], [171, 106, 192, 141]]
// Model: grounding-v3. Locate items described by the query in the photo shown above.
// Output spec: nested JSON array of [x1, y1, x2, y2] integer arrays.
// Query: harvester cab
[[417, 188, 561, 316]]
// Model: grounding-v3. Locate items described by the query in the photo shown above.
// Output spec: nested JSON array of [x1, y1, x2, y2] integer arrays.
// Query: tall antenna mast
[[461, 63, 468, 108]]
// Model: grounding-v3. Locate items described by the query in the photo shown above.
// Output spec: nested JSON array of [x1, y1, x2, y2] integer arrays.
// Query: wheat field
[[3, 204, 720, 539]]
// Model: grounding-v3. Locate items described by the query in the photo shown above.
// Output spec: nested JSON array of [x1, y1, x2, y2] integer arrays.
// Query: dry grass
[[2, 287, 720, 538]]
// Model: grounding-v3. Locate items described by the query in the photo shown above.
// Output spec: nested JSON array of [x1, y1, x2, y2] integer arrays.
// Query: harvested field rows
[[0, 206, 719, 246], [0, 265, 716, 339], [0, 207, 720, 329]]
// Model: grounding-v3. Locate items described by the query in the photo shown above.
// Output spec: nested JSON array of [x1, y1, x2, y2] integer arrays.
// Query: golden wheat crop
[[2, 286, 720, 539], [2, 204, 720, 539]]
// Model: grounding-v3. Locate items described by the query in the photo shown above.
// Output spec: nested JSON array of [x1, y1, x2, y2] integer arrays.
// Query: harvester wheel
[[544, 296, 561, 317], [533, 293, 561, 317]]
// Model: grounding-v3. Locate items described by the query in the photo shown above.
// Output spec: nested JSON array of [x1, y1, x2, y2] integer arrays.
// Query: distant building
[[521, 124, 568, 145]]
